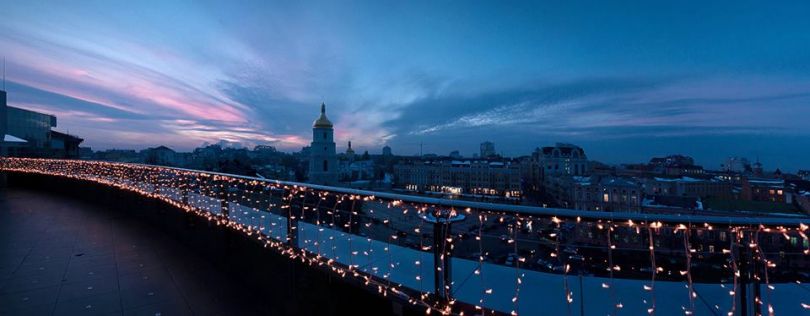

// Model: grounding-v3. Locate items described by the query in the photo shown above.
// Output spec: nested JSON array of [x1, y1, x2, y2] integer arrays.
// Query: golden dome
[[313, 102, 333, 128]]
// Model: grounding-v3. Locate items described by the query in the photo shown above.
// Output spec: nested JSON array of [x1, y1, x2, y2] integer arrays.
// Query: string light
[[682, 225, 695, 315], [2, 157, 808, 316], [647, 225, 657, 315]]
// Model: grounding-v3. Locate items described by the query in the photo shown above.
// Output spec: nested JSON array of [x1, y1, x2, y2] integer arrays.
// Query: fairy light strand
[[1, 157, 808, 316]]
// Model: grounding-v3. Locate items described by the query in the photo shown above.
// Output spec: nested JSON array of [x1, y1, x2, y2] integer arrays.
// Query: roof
[[50, 130, 84, 142], [748, 178, 784, 185], [151, 145, 175, 152], [653, 176, 706, 183], [599, 176, 638, 188], [572, 176, 592, 185], [313, 103, 333, 128]]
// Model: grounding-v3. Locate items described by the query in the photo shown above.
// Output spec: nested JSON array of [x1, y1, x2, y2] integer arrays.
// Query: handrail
[[3, 157, 809, 316], [154, 163, 810, 226]]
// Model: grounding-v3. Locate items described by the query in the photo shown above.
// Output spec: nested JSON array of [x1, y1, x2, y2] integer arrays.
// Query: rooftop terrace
[[2, 157, 809, 315], [0, 188, 267, 315]]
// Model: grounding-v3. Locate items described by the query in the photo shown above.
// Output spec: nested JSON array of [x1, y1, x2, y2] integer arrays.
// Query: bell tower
[[308, 103, 337, 185]]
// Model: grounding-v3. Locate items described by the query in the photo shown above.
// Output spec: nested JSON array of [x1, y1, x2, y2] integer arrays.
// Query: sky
[[1, 0, 810, 171]]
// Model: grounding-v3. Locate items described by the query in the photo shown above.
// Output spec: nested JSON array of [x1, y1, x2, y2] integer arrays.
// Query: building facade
[[339, 159, 375, 182], [545, 175, 643, 212], [479, 141, 496, 158], [393, 159, 523, 199], [747, 178, 791, 203], [642, 176, 733, 199], [722, 157, 751, 173], [534, 143, 589, 178], [7, 106, 56, 149], [308, 103, 338, 185], [143, 146, 182, 166], [50, 131, 83, 159], [0, 90, 6, 144], [1, 89, 83, 158]]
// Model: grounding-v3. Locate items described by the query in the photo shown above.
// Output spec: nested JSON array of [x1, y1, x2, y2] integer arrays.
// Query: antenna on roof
[[2, 56, 5, 91]]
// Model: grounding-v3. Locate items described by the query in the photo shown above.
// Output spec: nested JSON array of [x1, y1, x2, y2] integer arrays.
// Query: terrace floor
[[0, 188, 266, 316]]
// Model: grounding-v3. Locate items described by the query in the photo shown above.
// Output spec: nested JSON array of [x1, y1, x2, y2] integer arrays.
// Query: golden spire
[[313, 102, 333, 128]]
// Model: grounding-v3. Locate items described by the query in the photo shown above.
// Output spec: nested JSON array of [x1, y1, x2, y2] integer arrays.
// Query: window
[[323, 132, 327, 139], [323, 160, 328, 172], [603, 193, 609, 202]]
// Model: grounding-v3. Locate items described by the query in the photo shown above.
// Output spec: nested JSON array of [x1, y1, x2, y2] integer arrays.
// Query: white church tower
[[308, 102, 338, 185]]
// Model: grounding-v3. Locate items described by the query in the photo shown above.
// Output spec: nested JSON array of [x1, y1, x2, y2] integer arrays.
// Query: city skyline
[[2, 1, 810, 171]]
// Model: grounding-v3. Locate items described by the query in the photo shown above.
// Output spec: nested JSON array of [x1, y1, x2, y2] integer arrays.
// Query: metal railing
[[2, 157, 809, 316]]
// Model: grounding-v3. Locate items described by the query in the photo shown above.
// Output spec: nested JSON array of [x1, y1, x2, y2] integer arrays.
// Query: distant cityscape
[[2, 88, 810, 216], [6, 3, 810, 315]]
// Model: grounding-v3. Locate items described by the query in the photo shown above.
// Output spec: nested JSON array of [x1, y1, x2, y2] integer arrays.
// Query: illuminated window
[[603, 193, 609, 202]]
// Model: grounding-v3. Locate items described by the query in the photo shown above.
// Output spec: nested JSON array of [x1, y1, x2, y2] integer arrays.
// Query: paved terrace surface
[[0, 188, 267, 316]]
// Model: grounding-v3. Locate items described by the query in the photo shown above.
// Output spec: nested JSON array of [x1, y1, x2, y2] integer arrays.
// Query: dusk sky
[[2, 1, 810, 171]]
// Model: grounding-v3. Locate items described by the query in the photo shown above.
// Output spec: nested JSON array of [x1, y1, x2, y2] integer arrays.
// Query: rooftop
[[0, 188, 269, 315], [312, 103, 333, 128]]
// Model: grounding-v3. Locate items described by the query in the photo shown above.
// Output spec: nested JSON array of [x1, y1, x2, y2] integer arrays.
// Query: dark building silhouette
[[0, 89, 83, 158]]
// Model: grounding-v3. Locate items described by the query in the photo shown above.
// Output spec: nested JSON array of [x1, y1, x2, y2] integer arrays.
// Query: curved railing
[[2, 157, 809, 315]]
